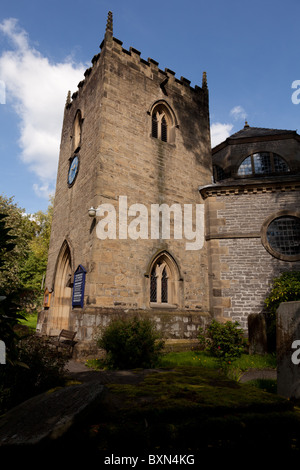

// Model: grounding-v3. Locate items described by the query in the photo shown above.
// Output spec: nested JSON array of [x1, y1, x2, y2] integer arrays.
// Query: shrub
[[16, 335, 68, 389], [198, 320, 245, 369], [0, 335, 68, 413], [264, 271, 300, 315], [264, 271, 300, 351], [97, 316, 165, 370]]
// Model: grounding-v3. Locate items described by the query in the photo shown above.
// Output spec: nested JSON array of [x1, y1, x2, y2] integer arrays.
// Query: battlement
[[111, 36, 205, 90], [66, 12, 207, 109]]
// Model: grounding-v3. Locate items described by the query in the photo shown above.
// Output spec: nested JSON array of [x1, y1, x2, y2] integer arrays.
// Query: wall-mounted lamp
[[88, 207, 96, 217]]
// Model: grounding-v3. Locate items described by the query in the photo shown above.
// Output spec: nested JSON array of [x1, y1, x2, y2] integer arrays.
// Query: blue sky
[[0, 0, 300, 214]]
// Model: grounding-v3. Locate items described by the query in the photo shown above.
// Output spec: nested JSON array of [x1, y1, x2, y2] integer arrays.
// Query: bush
[[198, 320, 245, 369], [264, 271, 300, 351], [17, 335, 68, 388], [0, 334, 68, 413], [265, 271, 300, 315], [97, 316, 165, 370]]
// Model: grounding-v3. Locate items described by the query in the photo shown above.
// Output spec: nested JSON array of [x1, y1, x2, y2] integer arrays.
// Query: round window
[[262, 213, 300, 261]]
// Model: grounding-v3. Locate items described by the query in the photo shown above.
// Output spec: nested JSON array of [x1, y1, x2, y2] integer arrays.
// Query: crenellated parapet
[[66, 11, 207, 109]]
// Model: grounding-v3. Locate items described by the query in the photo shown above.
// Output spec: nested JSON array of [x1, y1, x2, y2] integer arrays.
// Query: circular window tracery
[[261, 212, 300, 261], [267, 216, 300, 256]]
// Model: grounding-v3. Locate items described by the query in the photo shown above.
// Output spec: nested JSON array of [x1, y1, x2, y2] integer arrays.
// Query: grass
[[87, 349, 277, 374], [19, 312, 38, 330], [158, 349, 277, 371], [247, 378, 277, 394], [86, 349, 278, 395]]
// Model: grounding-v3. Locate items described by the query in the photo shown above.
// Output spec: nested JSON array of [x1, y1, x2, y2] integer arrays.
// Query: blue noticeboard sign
[[72, 265, 86, 308]]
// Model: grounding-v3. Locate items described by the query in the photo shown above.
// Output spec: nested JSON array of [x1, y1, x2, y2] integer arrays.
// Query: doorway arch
[[50, 241, 72, 333]]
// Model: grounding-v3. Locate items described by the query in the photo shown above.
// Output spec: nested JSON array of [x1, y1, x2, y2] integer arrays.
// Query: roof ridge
[[229, 125, 296, 140], [212, 125, 299, 153]]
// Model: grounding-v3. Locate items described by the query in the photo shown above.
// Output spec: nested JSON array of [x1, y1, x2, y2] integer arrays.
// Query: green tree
[[0, 212, 25, 363], [0, 195, 35, 296], [0, 194, 53, 316], [19, 200, 53, 296], [0, 213, 16, 267]]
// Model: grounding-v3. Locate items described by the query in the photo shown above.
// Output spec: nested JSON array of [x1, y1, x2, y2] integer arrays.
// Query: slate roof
[[212, 123, 299, 153], [229, 126, 297, 140]]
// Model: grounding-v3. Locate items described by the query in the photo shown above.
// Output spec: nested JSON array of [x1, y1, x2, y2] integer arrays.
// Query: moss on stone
[[79, 366, 300, 454]]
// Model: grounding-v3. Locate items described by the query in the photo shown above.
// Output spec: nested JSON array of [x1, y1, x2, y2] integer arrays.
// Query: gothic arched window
[[150, 102, 176, 143], [149, 251, 180, 306]]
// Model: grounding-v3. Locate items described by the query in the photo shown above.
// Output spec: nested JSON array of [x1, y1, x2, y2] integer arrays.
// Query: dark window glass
[[274, 154, 290, 172], [161, 116, 168, 142], [214, 165, 226, 181], [152, 115, 158, 138], [161, 267, 168, 303], [150, 268, 157, 302], [267, 216, 300, 256]]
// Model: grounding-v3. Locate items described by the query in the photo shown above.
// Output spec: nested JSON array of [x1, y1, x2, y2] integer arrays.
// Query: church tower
[[37, 12, 212, 352]]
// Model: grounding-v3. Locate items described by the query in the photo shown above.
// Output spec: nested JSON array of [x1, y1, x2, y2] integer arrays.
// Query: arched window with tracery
[[149, 251, 180, 307], [150, 102, 176, 143]]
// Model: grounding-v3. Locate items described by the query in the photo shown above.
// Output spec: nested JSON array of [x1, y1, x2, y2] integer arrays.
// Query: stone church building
[[37, 12, 300, 353]]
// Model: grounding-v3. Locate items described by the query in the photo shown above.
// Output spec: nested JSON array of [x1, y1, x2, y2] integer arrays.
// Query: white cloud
[[210, 122, 233, 148], [230, 105, 247, 121], [0, 80, 5, 104], [33, 182, 55, 200], [0, 18, 86, 199]]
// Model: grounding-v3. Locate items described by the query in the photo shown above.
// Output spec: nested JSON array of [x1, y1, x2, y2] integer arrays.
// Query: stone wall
[[205, 190, 300, 328], [70, 307, 210, 353]]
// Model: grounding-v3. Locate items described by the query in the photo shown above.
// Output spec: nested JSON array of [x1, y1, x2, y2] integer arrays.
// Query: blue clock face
[[68, 155, 79, 186]]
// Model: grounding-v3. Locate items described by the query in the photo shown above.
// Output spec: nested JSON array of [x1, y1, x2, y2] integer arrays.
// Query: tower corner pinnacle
[[202, 71, 208, 89], [105, 11, 113, 38]]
